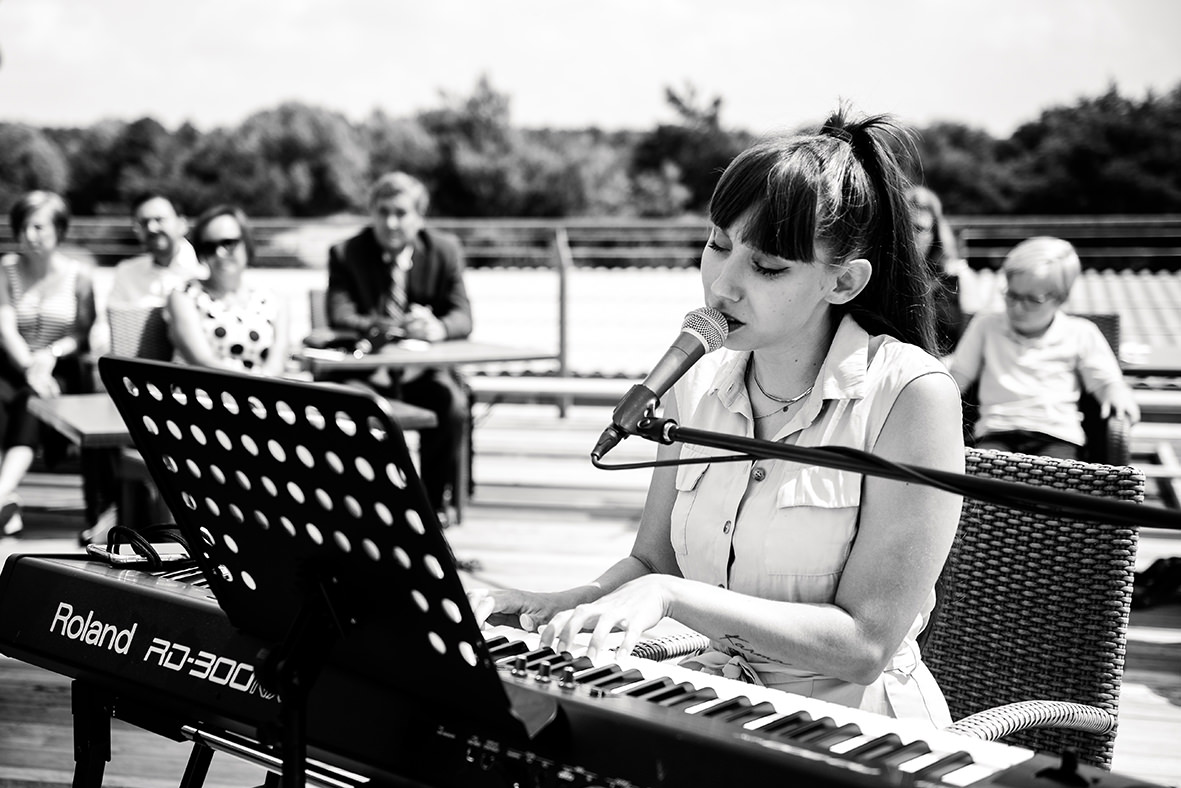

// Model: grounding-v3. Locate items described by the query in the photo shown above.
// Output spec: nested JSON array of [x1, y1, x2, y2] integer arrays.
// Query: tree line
[[2, 76, 1180, 220]]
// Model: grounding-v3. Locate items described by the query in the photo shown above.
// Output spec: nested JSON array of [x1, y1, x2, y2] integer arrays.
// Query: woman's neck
[[19, 250, 52, 278], [749, 319, 837, 397], [203, 277, 241, 299]]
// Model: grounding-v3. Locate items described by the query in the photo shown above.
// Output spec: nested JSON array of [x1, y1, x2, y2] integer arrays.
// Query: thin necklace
[[750, 363, 813, 419]]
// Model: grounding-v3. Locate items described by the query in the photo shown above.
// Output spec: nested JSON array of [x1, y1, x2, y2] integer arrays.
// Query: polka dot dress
[[178, 281, 277, 373]]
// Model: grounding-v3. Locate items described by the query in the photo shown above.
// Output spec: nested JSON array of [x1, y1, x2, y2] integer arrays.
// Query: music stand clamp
[[100, 358, 544, 787]]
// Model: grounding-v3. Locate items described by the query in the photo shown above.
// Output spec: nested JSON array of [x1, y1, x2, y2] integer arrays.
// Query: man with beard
[[107, 192, 207, 359]]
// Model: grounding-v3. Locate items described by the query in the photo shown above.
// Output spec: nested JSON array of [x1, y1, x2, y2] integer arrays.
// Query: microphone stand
[[627, 416, 1179, 530]]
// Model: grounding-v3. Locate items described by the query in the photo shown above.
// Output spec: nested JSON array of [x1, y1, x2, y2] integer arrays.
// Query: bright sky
[[2, 0, 1180, 138]]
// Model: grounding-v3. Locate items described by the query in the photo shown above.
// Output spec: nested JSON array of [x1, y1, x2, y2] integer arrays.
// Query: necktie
[[384, 253, 407, 323]]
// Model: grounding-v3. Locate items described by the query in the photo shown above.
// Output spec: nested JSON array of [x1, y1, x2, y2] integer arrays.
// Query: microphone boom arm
[[631, 417, 1178, 531]]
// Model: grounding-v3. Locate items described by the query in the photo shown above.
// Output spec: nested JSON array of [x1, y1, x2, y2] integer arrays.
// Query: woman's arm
[[261, 298, 292, 377], [167, 289, 235, 370], [49, 260, 97, 359], [468, 392, 687, 631], [550, 373, 965, 678]]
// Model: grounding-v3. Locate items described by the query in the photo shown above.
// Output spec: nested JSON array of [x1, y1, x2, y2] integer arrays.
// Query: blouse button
[[722, 520, 732, 534], [751, 466, 767, 482]]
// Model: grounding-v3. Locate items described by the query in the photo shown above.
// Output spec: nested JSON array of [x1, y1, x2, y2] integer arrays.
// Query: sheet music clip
[[99, 357, 551, 787]]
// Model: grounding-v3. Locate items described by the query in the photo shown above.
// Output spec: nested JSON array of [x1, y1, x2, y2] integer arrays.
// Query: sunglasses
[[196, 236, 243, 257], [1002, 287, 1058, 306]]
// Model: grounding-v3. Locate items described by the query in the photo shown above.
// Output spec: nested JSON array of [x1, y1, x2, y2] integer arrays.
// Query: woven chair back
[[107, 304, 174, 361], [923, 448, 1145, 768]]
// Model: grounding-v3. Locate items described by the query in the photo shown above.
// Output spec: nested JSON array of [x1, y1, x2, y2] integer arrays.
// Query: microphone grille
[[681, 306, 728, 352]]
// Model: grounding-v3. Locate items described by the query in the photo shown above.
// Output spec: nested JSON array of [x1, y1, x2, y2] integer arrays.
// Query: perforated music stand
[[99, 357, 532, 786]]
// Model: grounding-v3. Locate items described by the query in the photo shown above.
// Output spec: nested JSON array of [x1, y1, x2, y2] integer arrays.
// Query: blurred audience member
[[326, 171, 472, 524], [0, 191, 100, 536], [948, 236, 1139, 459], [107, 192, 207, 359], [908, 186, 969, 354], [168, 205, 290, 375]]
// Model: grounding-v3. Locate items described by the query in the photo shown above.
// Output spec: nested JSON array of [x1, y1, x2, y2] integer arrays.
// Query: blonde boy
[[948, 237, 1139, 458]]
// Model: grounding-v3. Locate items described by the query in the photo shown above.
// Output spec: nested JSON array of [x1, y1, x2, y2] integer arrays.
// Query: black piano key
[[585, 668, 645, 691], [484, 635, 510, 651], [861, 738, 931, 768], [496, 647, 554, 667], [643, 682, 698, 705], [658, 686, 719, 709], [618, 677, 674, 698], [487, 639, 530, 661], [547, 654, 594, 673], [757, 711, 813, 737], [782, 717, 837, 743], [696, 696, 778, 723], [841, 733, 902, 761], [809, 722, 863, 749], [573, 664, 622, 684], [911, 750, 974, 782], [695, 695, 750, 717], [719, 700, 778, 725]]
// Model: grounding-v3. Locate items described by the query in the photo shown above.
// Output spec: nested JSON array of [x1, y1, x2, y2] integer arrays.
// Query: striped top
[[1, 254, 83, 351]]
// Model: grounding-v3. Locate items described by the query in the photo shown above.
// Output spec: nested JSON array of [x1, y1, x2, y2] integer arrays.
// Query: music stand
[[99, 357, 535, 787]]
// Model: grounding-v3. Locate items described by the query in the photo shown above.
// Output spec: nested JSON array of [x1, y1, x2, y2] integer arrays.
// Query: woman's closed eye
[[752, 261, 788, 278]]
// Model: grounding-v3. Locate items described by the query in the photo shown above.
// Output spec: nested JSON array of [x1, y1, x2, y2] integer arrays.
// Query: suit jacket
[[326, 226, 473, 339]]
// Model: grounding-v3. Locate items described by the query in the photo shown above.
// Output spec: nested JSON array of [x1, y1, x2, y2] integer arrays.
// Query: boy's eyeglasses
[[196, 236, 243, 257], [1002, 287, 1058, 306]]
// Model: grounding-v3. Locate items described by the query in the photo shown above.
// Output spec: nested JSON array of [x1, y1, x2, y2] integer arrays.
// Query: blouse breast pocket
[[669, 448, 712, 556], [764, 466, 861, 577]]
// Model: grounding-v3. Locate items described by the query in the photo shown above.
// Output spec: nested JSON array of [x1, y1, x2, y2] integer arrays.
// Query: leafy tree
[[1005, 84, 1181, 213], [361, 110, 442, 187], [631, 84, 747, 214], [233, 102, 369, 216], [0, 123, 69, 213], [912, 122, 1018, 214]]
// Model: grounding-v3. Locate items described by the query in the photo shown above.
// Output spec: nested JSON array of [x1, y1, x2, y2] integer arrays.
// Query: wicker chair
[[922, 448, 1146, 769]]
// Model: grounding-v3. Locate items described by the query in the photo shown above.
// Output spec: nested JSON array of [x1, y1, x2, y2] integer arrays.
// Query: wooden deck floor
[[1, 403, 1179, 787]]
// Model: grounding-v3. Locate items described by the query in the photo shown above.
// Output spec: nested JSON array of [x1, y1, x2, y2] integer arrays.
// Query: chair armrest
[[946, 700, 1116, 740], [1105, 413, 1131, 466], [629, 632, 711, 662]]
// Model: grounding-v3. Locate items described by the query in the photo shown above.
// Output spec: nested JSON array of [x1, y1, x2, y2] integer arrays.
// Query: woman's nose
[[709, 256, 744, 302]]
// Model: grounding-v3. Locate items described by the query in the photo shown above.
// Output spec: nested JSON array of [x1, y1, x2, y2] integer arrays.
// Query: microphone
[[591, 306, 728, 461]]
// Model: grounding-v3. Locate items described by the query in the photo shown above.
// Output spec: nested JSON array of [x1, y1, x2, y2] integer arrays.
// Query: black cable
[[590, 418, 1180, 530]]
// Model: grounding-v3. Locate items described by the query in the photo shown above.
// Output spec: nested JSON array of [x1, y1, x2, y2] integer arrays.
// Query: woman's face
[[910, 206, 935, 260], [197, 215, 248, 288], [701, 211, 840, 353], [19, 204, 60, 257]]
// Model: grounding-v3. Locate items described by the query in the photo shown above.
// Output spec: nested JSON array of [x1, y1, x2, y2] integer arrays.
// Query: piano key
[[808, 722, 864, 749], [838, 732, 904, 761], [862, 737, 931, 768]]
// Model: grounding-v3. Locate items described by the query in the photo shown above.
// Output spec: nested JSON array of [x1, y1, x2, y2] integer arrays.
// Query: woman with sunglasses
[[167, 205, 290, 376], [948, 236, 1139, 458]]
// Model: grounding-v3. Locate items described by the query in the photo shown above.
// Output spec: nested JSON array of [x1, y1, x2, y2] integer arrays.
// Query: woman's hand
[[26, 350, 60, 398], [467, 587, 583, 633], [540, 575, 672, 660]]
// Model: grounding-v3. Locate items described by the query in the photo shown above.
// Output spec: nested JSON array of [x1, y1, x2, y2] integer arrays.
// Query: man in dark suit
[[326, 172, 472, 524]]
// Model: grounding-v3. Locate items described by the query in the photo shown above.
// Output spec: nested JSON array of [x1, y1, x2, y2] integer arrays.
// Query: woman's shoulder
[[868, 336, 953, 388]]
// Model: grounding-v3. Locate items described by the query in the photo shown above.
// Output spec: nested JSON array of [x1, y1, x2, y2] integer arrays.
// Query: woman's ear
[[826, 258, 872, 304]]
